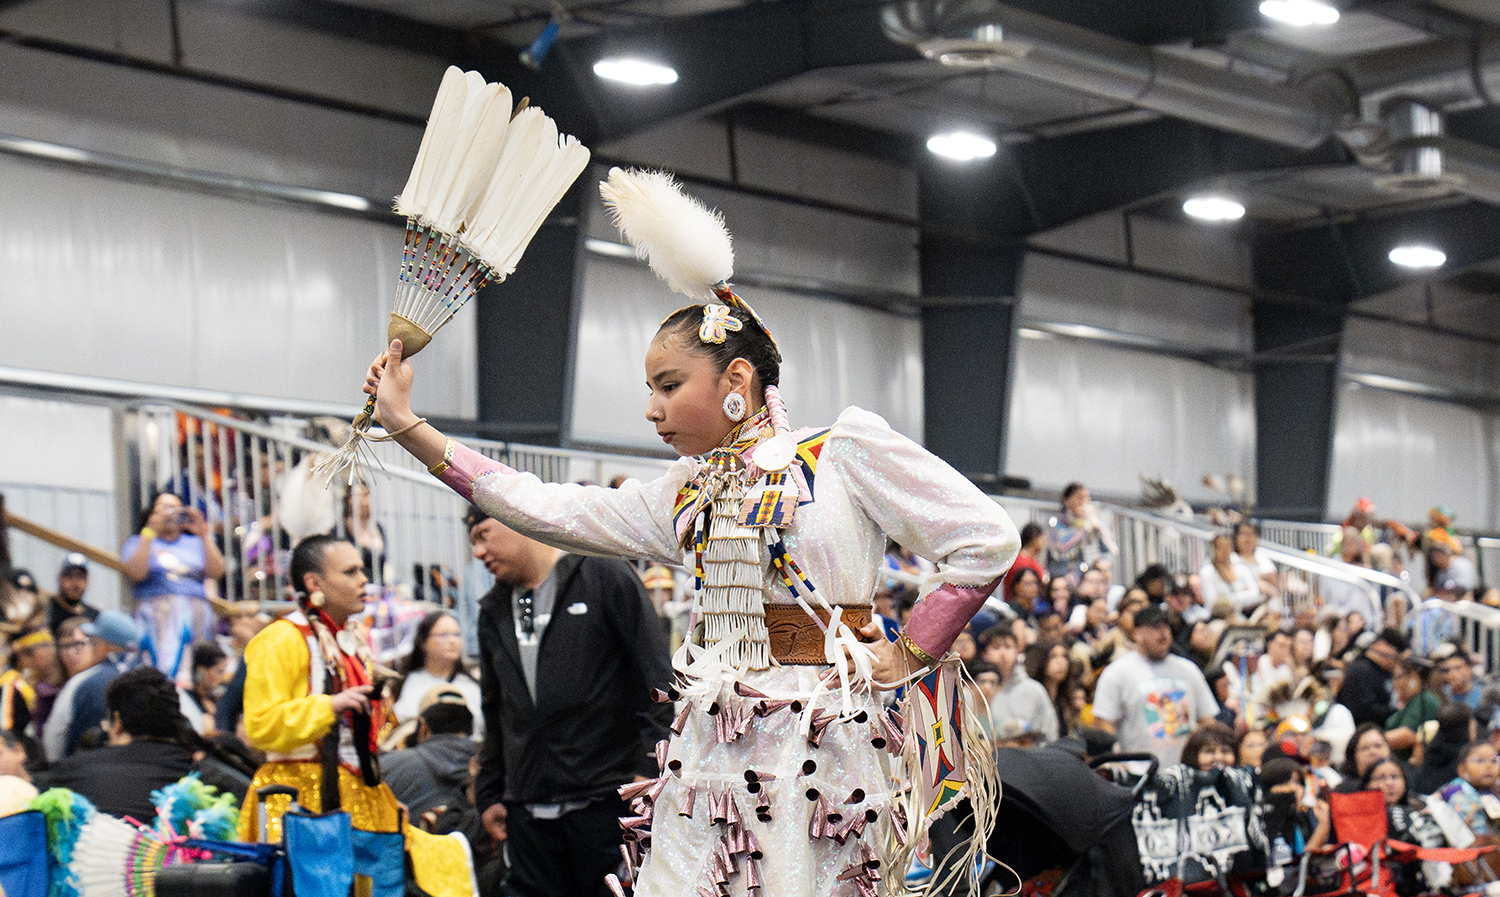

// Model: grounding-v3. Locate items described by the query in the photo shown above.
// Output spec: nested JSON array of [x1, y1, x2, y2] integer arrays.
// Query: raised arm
[[363, 339, 686, 564]]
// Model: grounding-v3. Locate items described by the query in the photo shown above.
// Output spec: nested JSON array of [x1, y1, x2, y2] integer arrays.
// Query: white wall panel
[[1022, 253, 1251, 353], [1005, 334, 1256, 504], [0, 42, 426, 200], [1329, 383, 1498, 530], [569, 255, 923, 451], [0, 156, 475, 417], [0, 395, 121, 610]]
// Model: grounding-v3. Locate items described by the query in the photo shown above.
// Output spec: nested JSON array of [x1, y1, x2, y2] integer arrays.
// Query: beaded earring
[[309, 590, 326, 608], [722, 392, 747, 421]]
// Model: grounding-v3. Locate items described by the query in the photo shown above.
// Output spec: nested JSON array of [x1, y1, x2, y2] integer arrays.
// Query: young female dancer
[[362, 169, 1019, 896]]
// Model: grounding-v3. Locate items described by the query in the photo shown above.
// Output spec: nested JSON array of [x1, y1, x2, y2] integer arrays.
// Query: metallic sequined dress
[[436, 406, 1019, 896]]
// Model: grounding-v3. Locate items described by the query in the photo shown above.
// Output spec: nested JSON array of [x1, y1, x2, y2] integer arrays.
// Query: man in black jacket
[[40, 665, 194, 820], [466, 506, 672, 897], [1341, 627, 1409, 727]]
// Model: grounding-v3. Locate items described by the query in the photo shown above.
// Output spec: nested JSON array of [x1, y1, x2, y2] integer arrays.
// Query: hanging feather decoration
[[317, 66, 591, 484]]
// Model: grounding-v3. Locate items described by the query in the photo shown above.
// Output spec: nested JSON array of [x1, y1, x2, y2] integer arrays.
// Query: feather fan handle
[[599, 167, 734, 301]]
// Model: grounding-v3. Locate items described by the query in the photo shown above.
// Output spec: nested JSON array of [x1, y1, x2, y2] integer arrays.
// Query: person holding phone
[[121, 491, 224, 681]]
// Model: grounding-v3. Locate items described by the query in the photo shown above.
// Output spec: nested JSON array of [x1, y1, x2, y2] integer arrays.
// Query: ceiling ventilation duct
[[882, 0, 1500, 207]]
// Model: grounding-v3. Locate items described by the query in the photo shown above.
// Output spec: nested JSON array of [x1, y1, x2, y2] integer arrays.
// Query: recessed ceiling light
[[1388, 244, 1446, 269], [1182, 195, 1246, 222], [1259, 0, 1340, 26], [926, 131, 996, 161], [593, 57, 678, 86]]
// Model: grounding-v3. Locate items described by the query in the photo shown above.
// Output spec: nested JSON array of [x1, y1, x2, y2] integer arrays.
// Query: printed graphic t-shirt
[[1094, 650, 1219, 766]]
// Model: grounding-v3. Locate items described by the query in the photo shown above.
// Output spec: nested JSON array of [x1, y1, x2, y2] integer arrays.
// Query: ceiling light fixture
[[1259, 0, 1340, 26], [1388, 244, 1446, 269], [593, 57, 678, 86], [1182, 195, 1246, 222], [926, 131, 996, 162]]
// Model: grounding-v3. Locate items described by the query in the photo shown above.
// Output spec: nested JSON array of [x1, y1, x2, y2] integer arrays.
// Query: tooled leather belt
[[764, 603, 873, 665]]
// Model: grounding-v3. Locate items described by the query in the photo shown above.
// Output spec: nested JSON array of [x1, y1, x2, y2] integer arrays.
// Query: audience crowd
[[0, 478, 1498, 897]]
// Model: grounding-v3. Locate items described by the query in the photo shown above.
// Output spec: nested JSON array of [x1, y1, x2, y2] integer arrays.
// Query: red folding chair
[[1296, 790, 1494, 897]]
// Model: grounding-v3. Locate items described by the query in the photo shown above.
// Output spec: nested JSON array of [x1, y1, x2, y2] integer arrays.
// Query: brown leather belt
[[765, 604, 873, 665]]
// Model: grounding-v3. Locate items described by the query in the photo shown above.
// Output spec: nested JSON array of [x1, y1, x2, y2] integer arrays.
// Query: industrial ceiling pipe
[[882, 0, 1500, 206]]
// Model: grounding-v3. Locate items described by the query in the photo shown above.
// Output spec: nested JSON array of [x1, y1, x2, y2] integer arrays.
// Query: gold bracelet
[[901, 633, 940, 668], [427, 439, 455, 477]]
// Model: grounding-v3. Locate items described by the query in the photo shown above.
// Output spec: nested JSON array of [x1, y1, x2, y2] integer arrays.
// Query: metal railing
[[126, 402, 675, 605], [995, 496, 1421, 626], [99, 398, 1478, 643]]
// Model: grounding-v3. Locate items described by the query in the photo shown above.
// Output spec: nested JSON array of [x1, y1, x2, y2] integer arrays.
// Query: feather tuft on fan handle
[[599, 167, 733, 302], [315, 65, 590, 487]]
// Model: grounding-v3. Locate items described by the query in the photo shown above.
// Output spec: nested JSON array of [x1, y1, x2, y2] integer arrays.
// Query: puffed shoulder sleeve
[[827, 407, 1019, 586], [825, 408, 1020, 658], [243, 620, 335, 753], [437, 439, 693, 564]]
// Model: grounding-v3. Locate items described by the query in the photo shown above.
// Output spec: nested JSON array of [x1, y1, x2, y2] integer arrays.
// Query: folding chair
[[1293, 790, 1493, 897]]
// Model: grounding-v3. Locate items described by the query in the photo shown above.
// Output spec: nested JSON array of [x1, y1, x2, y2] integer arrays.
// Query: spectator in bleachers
[[47, 554, 98, 637], [1326, 535, 1382, 629], [392, 610, 483, 742], [1336, 723, 1393, 791], [1180, 721, 1237, 771], [0, 623, 60, 738], [1237, 727, 1268, 770], [1040, 571, 1072, 620], [1362, 758, 1455, 894], [1436, 740, 1500, 838], [1341, 627, 1408, 727], [42, 611, 140, 761], [1437, 647, 1483, 712], [1004, 522, 1046, 598], [1026, 639, 1080, 738], [38, 666, 194, 820], [1411, 580, 1462, 658], [1292, 627, 1316, 677], [986, 628, 1057, 743], [343, 482, 386, 583], [1411, 702, 1475, 795], [1199, 534, 1261, 615], [1260, 756, 1331, 856], [213, 603, 270, 742], [382, 688, 478, 821], [121, 491, 223, 681], [1386, 656, 1442, 763], [1429, 542, 1478, 596], [1233, 521, 1279, 601], [179, 640, 227, 737], [56, 611, 141, 759], [1131, 564, 1172, 606], [1005, 567, 1043, 622], [1047, 482, 1114, 580], [1092, 605, 1218, 765], [1, 570, 42, 630]]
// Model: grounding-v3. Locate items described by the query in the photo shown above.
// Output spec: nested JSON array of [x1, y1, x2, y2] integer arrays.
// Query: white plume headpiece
[[599, 167, 734, 301]]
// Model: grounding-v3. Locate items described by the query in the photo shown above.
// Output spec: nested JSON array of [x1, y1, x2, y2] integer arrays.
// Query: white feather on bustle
[[599, 167, 734, 302], [394, 65, 590, 279]]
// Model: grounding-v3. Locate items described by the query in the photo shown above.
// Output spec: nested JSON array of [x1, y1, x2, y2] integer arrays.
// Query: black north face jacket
[[474, 553, 673, 808]]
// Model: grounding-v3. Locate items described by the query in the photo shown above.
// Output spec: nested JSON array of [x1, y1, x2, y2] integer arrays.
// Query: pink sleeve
[[903, 576, 1003, 660], [435, 441, 513, 503]]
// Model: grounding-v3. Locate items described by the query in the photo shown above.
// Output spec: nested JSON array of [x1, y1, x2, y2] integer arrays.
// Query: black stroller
[[926, 741, 1148, 897]]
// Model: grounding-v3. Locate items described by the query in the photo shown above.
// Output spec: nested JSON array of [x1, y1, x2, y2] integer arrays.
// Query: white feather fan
[[317, 65, 591, 486]]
